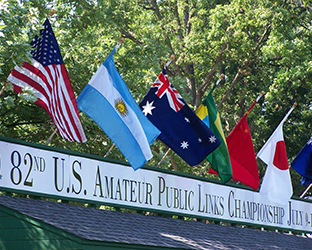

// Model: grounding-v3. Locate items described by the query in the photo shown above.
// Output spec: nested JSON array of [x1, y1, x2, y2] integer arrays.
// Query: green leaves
[[1, 0, 312, 194]]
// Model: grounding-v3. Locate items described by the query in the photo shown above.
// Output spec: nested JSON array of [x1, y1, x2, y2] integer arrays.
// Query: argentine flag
[[77, 48, 160, 170]]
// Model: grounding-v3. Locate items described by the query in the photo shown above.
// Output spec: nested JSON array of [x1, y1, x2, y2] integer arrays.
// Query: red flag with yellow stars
[[226, 114, 259, 190]]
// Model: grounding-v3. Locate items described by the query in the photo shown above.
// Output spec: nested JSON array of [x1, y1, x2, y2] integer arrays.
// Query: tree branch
[[183, 0, 191, 36], [217, 71, 241, 109], [217, 23, 272, 109], [119, 28, 144, 45], [6, 120, 47, 128], [148, 0, 162, 19], [0, 81, 8, 97], [173, 0, 183, 43], [252, 23, 272, 54], [198, 41, 229, 99]]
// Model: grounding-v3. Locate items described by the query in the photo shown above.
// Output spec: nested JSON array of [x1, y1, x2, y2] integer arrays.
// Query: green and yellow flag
[[196, 85, 232, 183]]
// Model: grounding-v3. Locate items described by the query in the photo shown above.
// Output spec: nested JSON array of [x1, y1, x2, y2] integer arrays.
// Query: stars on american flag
[[30, 21, 62, 66]]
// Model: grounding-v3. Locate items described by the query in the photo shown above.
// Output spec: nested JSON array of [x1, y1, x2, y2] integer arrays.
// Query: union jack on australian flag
[[139, 66, 221, 166]]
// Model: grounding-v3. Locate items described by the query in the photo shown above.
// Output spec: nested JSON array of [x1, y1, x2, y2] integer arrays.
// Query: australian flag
[[139, 67, 221, 166]]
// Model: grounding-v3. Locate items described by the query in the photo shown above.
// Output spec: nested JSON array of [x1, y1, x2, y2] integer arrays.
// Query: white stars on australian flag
[[209, 135, 217, 144], [139, 66, 221, 166], [181, 141, 189, 149], [142, 100, 156, 116], [142, 99, 218, 152]]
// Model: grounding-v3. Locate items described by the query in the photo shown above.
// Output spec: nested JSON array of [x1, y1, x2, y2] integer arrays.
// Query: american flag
[[7, 19, 86, 142]]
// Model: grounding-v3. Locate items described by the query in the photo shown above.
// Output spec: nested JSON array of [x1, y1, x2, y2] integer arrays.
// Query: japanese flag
[[257, 106, 295, 205]]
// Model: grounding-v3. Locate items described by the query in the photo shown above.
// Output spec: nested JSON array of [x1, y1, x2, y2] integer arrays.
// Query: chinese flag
[[226, 114, 259, 190]]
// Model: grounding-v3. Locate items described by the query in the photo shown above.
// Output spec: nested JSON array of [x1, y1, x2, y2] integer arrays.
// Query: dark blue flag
[[139, 67, 221, 166], [291, 138, 312, 186]]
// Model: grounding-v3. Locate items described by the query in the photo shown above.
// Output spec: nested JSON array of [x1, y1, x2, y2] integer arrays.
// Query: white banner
[[0, 138, 312, 232]]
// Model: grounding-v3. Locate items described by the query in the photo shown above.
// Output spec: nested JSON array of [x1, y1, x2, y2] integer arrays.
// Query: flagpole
[[198, 161, 210, 176], [104, 143, 116, 157], [216, 73, 226, 86], [282, 102, 297, 124], [256, 91, 265, 102], [300, 183, 312, 198], [49, 9, 56, 18], [166, 55, 175, 67], [207, 74, 226, 96], [115, 37, 125, 50], [156, 148, 171, 167], [245, 91, 265, 115], [45, 129, 58, 145]]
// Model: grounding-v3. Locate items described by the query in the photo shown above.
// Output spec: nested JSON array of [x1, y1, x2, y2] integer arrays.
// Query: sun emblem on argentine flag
[[115, 98, 128, 117], [209, 135, 217, 143]]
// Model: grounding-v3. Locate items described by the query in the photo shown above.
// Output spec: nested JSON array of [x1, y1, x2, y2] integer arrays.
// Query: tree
[[1, 0, 312, 195]]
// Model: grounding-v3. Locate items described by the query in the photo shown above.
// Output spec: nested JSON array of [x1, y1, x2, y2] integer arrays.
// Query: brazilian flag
[[196, 87, 232, 183]]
